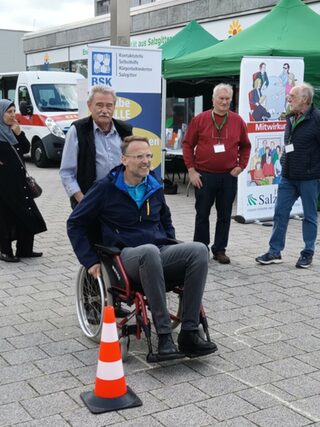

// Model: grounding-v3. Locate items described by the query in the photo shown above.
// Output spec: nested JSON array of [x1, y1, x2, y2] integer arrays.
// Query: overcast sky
[[0, 0, 94, 32]]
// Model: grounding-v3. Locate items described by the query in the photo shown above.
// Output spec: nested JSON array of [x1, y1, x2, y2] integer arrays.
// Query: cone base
[[81, 386, 142, 414]]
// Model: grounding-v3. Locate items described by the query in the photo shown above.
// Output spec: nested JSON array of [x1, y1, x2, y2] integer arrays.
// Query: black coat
[[282, 105, 320, 180], [0, 132, 47, 239]]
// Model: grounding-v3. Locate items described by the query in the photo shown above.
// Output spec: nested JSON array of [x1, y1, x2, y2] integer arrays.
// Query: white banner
[[88, 45, 161, 93], [237, 56, 305, 222]]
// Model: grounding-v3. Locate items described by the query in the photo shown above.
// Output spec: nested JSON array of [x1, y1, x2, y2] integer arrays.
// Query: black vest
[[72, 116, 132, 196]]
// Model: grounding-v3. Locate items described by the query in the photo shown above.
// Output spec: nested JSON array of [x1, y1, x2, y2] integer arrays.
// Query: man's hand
[[11, 119, 21, 136], [88, 263, 101, 279], [73, 191, 84, 203], [230, 166, 243, 177], [188, 168, 202, 188]]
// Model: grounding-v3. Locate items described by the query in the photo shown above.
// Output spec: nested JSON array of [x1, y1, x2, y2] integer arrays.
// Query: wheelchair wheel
[[76, 266, 106, 342]]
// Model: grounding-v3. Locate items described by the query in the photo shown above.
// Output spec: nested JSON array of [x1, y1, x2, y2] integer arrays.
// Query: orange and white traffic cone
[[81, 305, 142, 414]]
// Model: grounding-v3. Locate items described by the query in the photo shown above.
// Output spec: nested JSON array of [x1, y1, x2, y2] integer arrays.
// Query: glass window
[[166, 97, 194, 132], [0, 76, 17, 101], [28, 61, 70, 72], [70, 60, 88, 78], [18, 86, 32, 105], [31, 83, 78, 112]]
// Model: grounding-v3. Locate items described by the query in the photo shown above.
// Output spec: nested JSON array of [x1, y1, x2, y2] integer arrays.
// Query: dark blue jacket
[[281, 105, 320, 180], [67, 165, 175, 269]]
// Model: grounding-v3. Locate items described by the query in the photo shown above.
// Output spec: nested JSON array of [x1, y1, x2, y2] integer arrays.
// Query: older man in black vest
[[60, 85, 132, 208]]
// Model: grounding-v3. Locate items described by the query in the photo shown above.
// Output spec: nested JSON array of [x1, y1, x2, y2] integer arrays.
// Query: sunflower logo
[[228, 20, 242, 38]]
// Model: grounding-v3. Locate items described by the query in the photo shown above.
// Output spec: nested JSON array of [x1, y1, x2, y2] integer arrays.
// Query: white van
[[0, 71, 85, 167]]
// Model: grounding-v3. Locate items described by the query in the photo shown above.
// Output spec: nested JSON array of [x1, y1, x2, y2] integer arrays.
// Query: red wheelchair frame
[[76, 244, 211, 362]]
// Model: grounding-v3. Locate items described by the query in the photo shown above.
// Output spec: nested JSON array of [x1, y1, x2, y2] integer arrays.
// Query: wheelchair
[[76, 244, 212, 362]]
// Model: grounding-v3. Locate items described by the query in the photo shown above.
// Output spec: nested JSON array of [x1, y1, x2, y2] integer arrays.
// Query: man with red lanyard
[[183, 83, 251, 264]]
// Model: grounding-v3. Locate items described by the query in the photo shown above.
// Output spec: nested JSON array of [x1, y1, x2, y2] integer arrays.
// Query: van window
[[0, 76, 17, 101], [31, 83, 78, 112], [18, 86, 32, 105]]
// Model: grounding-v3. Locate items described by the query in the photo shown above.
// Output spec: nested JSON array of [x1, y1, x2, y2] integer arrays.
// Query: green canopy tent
[[159, 20, 219, 97], [159, 21, 219, 180], [164, 0, 320, 95], [160, 20, 219, 62]]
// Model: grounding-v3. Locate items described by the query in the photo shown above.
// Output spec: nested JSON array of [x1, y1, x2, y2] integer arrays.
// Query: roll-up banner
[[236, 56, 304, 223], [88, 45, 162, 177]]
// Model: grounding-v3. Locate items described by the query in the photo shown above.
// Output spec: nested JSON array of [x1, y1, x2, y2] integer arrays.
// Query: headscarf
[[0, 99, 18, 145]]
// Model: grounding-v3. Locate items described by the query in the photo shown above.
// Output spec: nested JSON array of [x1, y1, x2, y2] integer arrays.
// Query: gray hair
[[87, 85, 117, 104], [213, 83, 233, 98], [298, 83, 314, 104]]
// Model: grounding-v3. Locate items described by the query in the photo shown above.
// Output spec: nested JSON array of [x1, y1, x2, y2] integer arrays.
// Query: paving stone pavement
[[1, 161, 320, 426]]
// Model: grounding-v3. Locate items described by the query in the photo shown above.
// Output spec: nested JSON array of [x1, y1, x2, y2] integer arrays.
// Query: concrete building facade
[[0, 29, 28, 72], [22, 0, 320, 76]]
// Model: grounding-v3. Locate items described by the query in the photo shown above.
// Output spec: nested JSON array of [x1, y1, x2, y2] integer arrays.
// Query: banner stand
[[237, 56, 304, 223], [87, 45, 162, 178], [234, 215, 273, 225], [161, 76, 167, 179]]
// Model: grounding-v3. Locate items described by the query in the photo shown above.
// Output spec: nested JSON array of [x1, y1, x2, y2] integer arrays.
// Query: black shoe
[[178, 329, 218, 357], [158, 333, 180, 356], [213, 252, 230, 264], [255, 252, 282, 265], [0, 252, 20, 263], [296, 254, 313, 269], [16, 252, 43, 258]]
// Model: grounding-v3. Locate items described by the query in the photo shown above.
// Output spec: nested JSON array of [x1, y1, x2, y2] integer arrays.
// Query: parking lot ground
[[1, 162, 320, 426]]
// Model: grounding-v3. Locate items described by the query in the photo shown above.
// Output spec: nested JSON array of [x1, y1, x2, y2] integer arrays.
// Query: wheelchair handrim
[[75, 266, 105, 341]]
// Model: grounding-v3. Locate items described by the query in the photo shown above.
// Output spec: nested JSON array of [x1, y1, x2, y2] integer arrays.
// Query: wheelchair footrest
[[146, 352, 185, 363], [115, 306, 131, 318], [183, 347, 218, 358], [122, 324, 137, 337]]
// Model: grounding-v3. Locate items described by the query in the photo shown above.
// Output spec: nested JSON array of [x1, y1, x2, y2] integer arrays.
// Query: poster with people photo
[[236, 56, 304, 223], [248, 136, 282, 187]]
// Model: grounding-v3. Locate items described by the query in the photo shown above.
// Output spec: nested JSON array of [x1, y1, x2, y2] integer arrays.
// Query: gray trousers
[[120, 242, 209, 334]]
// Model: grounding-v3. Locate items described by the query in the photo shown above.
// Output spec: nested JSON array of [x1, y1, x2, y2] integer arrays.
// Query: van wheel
[[32, 140, 49, 168]]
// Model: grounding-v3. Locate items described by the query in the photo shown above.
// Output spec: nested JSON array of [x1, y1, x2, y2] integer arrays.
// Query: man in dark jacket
[[256, 83, 320, 268], [67, 136, 217, 359], [60, 85, 132, 208]]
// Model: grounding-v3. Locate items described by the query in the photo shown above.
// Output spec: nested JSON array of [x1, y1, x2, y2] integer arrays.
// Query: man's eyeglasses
[[124, 153, 153, 161]]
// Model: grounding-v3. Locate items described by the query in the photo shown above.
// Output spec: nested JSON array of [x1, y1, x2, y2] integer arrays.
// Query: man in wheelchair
[[67, 135, 217, 359]]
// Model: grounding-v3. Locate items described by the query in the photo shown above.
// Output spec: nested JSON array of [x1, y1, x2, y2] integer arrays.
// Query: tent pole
[[161, 75, 167, 180]]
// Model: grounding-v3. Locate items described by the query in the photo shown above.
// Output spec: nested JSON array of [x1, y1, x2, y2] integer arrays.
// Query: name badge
[[285, 144, 294, 153], [214, 144, 225, 153]]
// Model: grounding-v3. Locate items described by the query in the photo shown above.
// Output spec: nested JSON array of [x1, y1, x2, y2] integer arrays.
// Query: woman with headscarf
[[0, 99, 47, 262]]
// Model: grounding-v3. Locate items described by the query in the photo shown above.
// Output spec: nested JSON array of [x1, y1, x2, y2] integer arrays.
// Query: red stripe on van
[[52, 114, 79, 122], [16, 113, 46, 126], [16, 113, 79, 126]]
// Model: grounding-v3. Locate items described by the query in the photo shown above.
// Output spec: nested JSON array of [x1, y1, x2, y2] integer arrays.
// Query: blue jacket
[[281, 105, 320, 180], [67, 165, 176, 269]]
